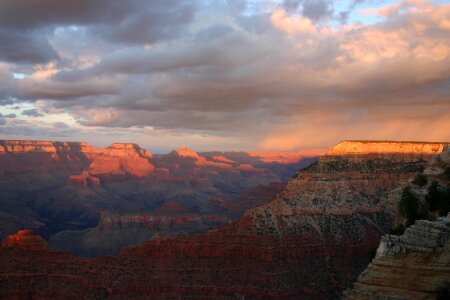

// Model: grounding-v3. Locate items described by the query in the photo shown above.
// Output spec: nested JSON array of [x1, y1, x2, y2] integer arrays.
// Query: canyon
[[0, 139, 318, 255], [0, 140, 448, 298]]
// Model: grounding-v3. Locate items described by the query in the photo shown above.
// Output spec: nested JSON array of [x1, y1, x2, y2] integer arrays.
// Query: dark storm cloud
[[0, 29, 59, 64], [0, 0, 194, 36], [0, 0, 195, 64]]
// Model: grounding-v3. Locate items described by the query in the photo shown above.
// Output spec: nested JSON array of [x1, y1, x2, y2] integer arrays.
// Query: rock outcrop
[[168, 146, 200, 159], [69, 142, 155, 184], [1, 229, 47, 251], [345, 215, 450, 299], [0, 140, 91, 175]]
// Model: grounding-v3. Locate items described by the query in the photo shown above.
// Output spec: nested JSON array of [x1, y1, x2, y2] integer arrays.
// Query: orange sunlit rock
[[2, 229, 47, 251]]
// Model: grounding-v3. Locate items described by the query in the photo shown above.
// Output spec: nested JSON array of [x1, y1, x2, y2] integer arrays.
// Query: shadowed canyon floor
[[0, 140, 448, 299]]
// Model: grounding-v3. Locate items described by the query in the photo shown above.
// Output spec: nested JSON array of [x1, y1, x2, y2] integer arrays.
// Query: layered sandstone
[[0, 140, 92, 175], [328, 140, 448, 161], [0, 140, 155, 177], [345, 215, 450, 299], [69, 143, 155, 184], [0, 140, 91, 153]]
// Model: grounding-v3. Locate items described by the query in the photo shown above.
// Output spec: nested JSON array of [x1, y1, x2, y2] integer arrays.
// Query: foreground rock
[[345, 214, 450, 300]]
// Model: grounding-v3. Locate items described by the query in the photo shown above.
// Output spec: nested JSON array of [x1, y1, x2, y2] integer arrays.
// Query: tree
[[412, 173, 428, 187], [438, 185, 450, 216], [399, 186, 420, 226], [426, 181, 441, 211]]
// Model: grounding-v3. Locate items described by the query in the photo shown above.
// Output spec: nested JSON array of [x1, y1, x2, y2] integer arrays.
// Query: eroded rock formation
[[345, 215, 450, 299]]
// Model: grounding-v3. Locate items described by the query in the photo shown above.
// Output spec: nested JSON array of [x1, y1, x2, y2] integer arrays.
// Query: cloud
[[0, 119, 75, 136], [283, 0, 332, 21], [0, 0, 195, 66], [0, 29, 59, 64], [0, 0, 194, 45], [1, 0, 450, 150], [271, 8, 317, 34], [2, 113, 16, 118], [0, 112, 15, 126], [0, 63, 17, 103], [338, 0, 366, 23], [22, 108, 45, 117]]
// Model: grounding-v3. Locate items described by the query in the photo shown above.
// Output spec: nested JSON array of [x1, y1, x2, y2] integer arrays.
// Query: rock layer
[[345, 215, 450, 300]]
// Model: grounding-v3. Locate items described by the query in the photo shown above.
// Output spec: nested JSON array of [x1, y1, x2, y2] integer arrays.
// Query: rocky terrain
[[0, 140, 447, 298], [345, 215, 450, 299], [345, 145, 450, 299], [0, 140, 317, 255]]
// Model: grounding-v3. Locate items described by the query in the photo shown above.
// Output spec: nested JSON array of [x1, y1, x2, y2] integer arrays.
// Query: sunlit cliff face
[[0, 1, 449, 151], [327, 140, 448, 155], [1, 229, 47, 250]]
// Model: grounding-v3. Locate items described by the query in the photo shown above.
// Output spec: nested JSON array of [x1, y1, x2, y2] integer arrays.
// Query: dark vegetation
[[436, 283, 450, 300], [398, 177, 450, 228], [412, 173, 427, 187], [444, 167, 450, 180], [398, 186, 424, 226]]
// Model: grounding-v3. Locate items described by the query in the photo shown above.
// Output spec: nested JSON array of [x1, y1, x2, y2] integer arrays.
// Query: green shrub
[[412, 173, 428, 187]]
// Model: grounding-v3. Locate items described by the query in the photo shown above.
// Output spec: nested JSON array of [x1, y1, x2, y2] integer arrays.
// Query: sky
[[0, 0, 449, 153]]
